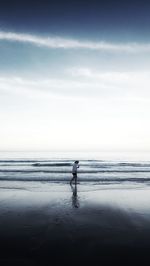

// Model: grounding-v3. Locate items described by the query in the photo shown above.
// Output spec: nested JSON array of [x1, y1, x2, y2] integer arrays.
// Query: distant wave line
[[1, 170, 150, 173], [32, 163, 150, 167], [0, 159, 99, 163], [0, 177, 150, 183], [1, 161, 150, 168]]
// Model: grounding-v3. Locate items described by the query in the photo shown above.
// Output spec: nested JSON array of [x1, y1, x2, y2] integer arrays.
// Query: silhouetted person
[[70, 160, 79, 185]]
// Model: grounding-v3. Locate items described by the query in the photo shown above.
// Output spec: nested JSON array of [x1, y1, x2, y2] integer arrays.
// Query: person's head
[[75, 160, 79, 164]]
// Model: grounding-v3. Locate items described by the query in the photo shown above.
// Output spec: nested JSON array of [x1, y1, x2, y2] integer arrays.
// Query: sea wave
[[1, 169, 150, 173], [1, 158, 150, 183], [0, 176, 150, 183]]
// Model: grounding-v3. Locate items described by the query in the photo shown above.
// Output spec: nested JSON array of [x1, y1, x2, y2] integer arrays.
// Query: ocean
[[1, 151, 150, 266], [0, 151, 150, 186]]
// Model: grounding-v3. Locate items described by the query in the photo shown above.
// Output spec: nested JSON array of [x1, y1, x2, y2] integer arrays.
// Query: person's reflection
[[70, 182, 79, 208]]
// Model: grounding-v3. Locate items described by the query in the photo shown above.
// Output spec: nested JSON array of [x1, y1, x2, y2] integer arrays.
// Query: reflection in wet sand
[[70, 183, 80, 208]]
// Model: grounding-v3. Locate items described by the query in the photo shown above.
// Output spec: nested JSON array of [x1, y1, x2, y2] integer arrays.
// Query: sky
[[0, 0, 150, 152]]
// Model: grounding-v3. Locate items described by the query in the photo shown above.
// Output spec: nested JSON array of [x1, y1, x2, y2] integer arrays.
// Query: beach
[[0, 181, 150, 265]]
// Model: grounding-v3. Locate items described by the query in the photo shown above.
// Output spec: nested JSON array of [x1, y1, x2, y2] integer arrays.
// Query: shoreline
[[0, 183, 150, 265]]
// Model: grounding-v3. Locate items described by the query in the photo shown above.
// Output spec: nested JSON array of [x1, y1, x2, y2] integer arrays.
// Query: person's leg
[[75, 173, 77, 185], [70, 174, 75, 185]]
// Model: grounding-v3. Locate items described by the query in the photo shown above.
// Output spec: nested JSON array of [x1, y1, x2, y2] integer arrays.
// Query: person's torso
[[72, 163, 78, 173]]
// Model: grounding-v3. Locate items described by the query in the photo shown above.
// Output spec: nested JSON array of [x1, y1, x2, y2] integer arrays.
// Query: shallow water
[[0, 151, 150, 185]]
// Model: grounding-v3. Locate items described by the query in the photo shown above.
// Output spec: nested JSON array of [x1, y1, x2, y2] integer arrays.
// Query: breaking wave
[[1, 158, 150, 183]]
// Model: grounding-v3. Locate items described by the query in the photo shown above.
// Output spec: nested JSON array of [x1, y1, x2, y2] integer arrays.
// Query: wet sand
[[0, 182, 150, 265]]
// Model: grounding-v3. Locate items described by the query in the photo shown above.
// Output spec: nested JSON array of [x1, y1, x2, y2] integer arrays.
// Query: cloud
[[1, 31, 150, 53], [69, 68, 130, 81], [69, 67, 150, 93], [0, 76, 93, 99], [1, 70, 150, 101]]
